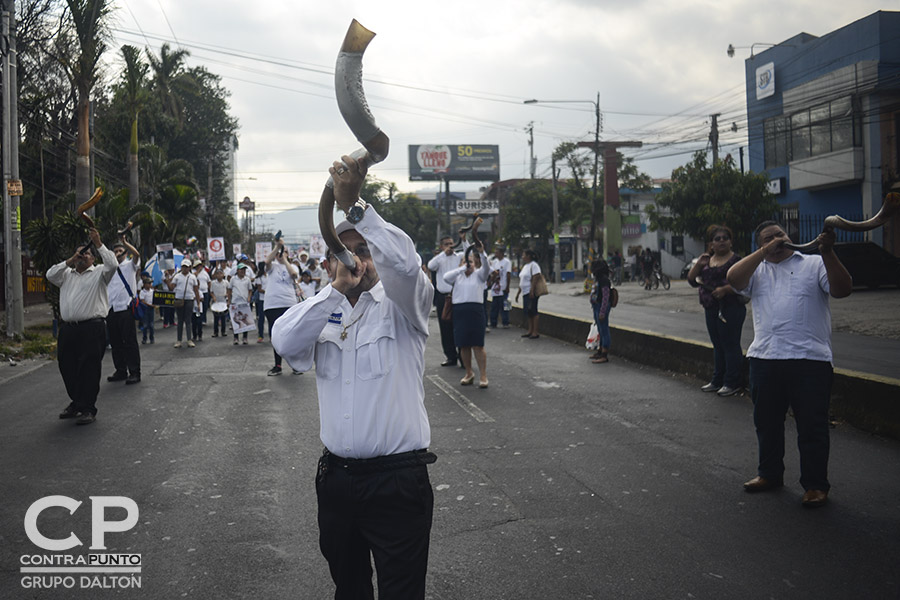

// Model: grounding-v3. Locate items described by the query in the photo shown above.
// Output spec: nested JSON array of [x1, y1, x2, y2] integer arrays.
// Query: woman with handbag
[[687, 224, 747, 397], [443, 243, 492, 388], [515, 249, 543, 339], [167, 258, 201, 348], [589, 260, 613, 363]]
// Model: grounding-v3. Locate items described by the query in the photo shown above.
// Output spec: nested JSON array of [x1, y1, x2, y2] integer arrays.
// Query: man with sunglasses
[[272, 155, 436, 599], [727, 220, 852, 508]]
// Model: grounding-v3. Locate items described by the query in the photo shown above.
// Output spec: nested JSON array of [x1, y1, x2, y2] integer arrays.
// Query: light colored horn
[[783, 191, 900, 252]]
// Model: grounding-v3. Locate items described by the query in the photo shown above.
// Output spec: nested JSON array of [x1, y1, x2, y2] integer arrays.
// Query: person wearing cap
[[192, 258, 211, 341], [46, 228, 117, 425], [105, 234, 142, 385], [263, 240, 299, 375], [488, 245, 512, 329], [167, 257, 201, 348], [227, 262, 254, 345], [272, 155, 436, 599]]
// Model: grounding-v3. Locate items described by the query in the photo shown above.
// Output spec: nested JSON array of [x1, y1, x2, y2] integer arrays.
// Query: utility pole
[[709, 113, 720, 164], [550, 154, 561, 283], [3, 0, 24, 337], [526, 121, 535, 179]]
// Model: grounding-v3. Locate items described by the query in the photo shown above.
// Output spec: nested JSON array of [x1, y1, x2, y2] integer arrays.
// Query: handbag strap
[[116, 267, 136, 300]]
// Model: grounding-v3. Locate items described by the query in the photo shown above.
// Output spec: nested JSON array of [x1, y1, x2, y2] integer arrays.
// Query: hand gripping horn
[[783, 190, 900, 252], [319, 19, 390, 270]]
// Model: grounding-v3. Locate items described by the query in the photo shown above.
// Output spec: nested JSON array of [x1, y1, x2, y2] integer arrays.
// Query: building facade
[[746, 10, 900, 254]]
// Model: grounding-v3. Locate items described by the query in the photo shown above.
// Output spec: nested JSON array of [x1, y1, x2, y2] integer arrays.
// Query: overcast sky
[[111, 0, 894, 235]]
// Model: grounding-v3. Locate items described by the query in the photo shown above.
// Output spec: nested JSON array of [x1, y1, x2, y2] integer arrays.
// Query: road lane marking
[[427, 374, 494, 423]]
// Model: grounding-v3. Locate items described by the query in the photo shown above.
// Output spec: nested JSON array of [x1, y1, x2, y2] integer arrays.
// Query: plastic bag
[[585, 323, 600, 350]]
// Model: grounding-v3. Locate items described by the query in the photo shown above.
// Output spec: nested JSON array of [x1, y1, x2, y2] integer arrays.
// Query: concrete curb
[[504, 303, 900, 440]]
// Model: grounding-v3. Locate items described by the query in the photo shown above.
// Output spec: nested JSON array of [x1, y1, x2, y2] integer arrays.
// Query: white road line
[[427, 374, 495, 423], [0, 360, 50, 387]]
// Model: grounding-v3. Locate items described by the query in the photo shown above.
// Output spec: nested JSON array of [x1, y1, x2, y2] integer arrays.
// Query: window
[[763, 96, 860, 168]]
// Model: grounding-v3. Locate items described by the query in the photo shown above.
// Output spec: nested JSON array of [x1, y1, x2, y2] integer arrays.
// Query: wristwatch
[[346, 199, 368, 224]]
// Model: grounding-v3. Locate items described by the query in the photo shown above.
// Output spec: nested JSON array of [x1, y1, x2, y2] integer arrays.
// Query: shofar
[[783, 190, 900, 252]]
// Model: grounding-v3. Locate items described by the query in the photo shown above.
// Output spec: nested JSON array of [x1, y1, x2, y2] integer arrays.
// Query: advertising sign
[[207, 237, 225, 261], [409, 144, 500, 181], [455, 199, 499, 215], [756, 62, 775, 100]]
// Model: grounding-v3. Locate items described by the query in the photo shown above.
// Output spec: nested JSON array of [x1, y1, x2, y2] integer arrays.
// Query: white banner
[[232, 243, 242, 257], [156, 243, 175, 271], [255, 242, 272, 264], [309, 234, 327, 258], [207, 237, 225, 261]]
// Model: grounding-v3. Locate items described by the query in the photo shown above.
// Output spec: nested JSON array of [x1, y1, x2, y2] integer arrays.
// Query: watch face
[[348, 205, 364, 223]]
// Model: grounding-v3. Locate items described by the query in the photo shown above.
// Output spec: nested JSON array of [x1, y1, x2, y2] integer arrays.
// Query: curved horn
[[783, 191, 900, 252], [319, 19, 391, 270], [116, 220, 135, 236], [76, 187, 103, 229]]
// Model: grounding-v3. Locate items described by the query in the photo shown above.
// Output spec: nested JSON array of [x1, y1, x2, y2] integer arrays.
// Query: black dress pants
[[58, 320, 107, 415], [107, 308, 141, 376], [316, 457, 434, 600], [433, 290, 457, 363], [264, 306, 290, 367]]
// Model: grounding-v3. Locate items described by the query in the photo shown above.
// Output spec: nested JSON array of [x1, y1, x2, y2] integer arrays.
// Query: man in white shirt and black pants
[[728, 220, 852, 508], [106, 236, 142, 385], [427, 235, 465, 366], [46, 228, 118, 424], [273, 155, 436, 599]]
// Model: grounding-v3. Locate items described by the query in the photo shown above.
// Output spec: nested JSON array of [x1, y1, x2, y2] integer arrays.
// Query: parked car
[[680, 258, 698, 280], [831, 242, 900, 289]]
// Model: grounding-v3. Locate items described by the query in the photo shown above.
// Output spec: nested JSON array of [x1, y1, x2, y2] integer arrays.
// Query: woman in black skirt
[[443, 243, 492, 388]]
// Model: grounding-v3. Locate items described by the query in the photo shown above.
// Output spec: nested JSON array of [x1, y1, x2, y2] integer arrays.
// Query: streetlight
[[727, 43, 787, 58], [523, 93, 602, 281]]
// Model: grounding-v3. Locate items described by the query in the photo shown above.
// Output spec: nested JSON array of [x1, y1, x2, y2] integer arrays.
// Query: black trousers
[[317, 453, 434, 600], [58, 320, 107, 415], [264, 306, 290, 367], [107, 308, 141, 376], [433, 290, 457, 363]]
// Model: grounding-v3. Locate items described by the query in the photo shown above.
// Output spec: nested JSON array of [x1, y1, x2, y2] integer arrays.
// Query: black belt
[[323, 448, 437, 476], [62, 317, 105, 326]]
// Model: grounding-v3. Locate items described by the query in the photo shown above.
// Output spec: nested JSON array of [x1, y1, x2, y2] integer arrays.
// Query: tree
[[118, 45, 149, 207], [58, 0, 113, 207], [145, 43, 193, 131], [377, 194, 438, 253], [646, 151, 776, 255]]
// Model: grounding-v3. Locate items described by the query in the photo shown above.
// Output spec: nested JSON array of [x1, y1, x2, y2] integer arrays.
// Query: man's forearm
[[726, 249, 765, 290]]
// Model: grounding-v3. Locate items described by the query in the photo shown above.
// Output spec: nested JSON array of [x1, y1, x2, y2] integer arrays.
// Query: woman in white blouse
[[515, 249, 542, 338], [443, 243, 492, 388]]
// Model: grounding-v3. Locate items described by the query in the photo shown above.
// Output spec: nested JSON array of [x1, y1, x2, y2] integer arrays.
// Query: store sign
[[756, 62, 775, 100], [455, 199, 499, 215]]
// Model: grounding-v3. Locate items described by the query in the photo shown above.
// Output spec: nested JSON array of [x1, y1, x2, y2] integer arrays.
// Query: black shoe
[[125, 375, 141, 385], [59, 405, 79, 419], [107, 371, 128, 382], [75, 412, 96, 425], [267, 366, 283, 376], [440, 359, 457, 367]]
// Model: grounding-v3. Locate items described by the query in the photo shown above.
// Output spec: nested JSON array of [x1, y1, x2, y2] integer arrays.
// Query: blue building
[[745, 10, 900, 255]]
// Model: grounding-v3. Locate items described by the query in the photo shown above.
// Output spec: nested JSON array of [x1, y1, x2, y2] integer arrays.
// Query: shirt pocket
[[315, 327, 344, 380], [355, 317, 396, 380]]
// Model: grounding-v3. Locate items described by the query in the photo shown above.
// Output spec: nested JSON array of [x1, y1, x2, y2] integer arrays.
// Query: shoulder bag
[[531, 268, 549, 298]]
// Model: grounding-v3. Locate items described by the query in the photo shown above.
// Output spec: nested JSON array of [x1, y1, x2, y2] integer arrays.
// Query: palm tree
[[119, 45, 149, 208], [146, 43, 194, 130], [60, 0, 113, 208]]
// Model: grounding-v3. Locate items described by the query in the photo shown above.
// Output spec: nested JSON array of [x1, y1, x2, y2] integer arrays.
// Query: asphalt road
[[1, 315, 899, 599]]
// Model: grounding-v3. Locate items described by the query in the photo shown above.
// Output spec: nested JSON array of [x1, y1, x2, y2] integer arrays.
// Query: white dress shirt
[[107, 257, 141, 312], [427, 247, 466, 294], [272, 208, 435, 459], [736, 252, 833, 362], [46, 245, 118, 322], [443, 252, 491, 303], [171, 272, 199, 300]]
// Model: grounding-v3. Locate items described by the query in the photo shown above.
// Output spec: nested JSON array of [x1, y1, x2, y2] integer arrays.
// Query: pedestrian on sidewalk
[[272, 154, 437, 600], [168, 258, 200, 348], [209, 269, 228, 337], [728, 220, 852, 508], [139, 277, 155, 344], [106, 235, 142, 385], [516, 249, 542, 338], [46, 228, 117, 425], [489, 245, 511, 329], [589, 259, 612, 363], [263, 240, 299, 375], [688, 225, 746, 397], [444, 243, 492, 388]]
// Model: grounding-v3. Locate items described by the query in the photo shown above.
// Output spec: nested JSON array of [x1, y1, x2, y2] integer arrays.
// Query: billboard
[[409, 144, 500, 182]]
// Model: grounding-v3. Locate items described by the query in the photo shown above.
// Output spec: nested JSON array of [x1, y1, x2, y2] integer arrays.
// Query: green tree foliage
[[646, 151, 776, 255], [378, 194, 439, 253]]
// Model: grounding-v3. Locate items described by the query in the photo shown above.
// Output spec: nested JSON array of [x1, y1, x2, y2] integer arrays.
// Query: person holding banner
[[167, 258, 201, 348], [263, 241, 299, 375], [227, 263, 254, 345]]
